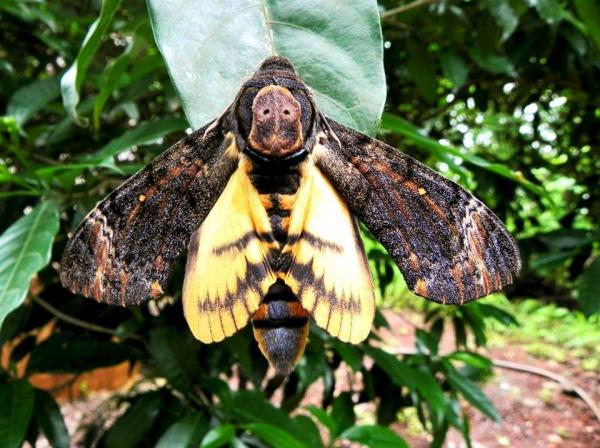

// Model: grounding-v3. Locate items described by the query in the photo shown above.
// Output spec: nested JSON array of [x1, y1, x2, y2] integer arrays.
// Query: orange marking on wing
[[409, 252, 420, 271], [150, 281, 163, 297], [451, 265, 466, 304], [119, 270, 129, 306], [414, 279, 428, 296]]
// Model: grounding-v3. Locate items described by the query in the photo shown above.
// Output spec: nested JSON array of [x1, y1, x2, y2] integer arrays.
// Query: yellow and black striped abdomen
[[248, 161, 311, 374]]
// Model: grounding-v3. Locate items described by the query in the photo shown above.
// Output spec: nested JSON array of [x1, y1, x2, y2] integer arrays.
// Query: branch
[[381, 0, 438, 19], [491, 358, 600, 424], [31, 295, 143, 342]]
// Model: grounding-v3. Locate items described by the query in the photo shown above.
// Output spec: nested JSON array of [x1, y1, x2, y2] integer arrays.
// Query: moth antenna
[[203, 103, 232, 138], [203, 118, 220, 138], [318, 113, 341, 148]]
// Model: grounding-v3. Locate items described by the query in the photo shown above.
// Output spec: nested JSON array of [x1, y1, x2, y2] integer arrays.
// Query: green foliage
[[0, 380, 34, 448], [0, 0, 598, 447], [0, 201, 59, 327]]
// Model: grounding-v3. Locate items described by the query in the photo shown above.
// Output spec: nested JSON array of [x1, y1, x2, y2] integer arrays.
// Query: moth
[[60, 57, 521, 375]]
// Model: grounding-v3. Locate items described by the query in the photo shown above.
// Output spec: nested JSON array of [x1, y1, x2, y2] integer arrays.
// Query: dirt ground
[[49, 309, 599, 447], [380, 311, 600, 448]]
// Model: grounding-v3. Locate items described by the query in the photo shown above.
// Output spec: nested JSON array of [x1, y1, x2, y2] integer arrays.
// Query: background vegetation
[[0, 0, 598, 447]]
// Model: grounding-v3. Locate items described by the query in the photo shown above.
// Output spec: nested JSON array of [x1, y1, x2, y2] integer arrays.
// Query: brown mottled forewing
[[60, 125, 239, 306], [315, 119, 521, 305]]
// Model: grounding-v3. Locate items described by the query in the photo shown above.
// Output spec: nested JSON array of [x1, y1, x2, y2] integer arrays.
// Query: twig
[[491, 358, 600, 424], [381, 0, 438, 19], [391, 348, 600, 424], [31, 295, 143, 342]]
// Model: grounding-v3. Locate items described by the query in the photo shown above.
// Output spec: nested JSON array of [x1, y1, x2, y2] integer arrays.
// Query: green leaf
[[476, 303, 518, 326], [331, 392, 355, 436], [339, 425, 409, 448], [380, 113, 547, 198], [574, 0, 600, 49], [33, 389, 70, 448], [577, 256, 600, 315], [104, 392, 162, 448], [440, 51, 469, 90], [446, 369, 501, 422], [6, 78, 60, 128], [469, 48, 516, 77], [484, 0, 518, 40], [0, 380, 35, 448], [406, 42, 438, 104], [92, 21, 149, 129], [200, 424, 235, 448], [232, 390, 311, 443], [156, 412, 209, 448], [149, 327, 202, 394], [0, 201, 59, 329], [364, 346, 415, 388], [446, 352, 493, 372], [89, 116, 187, 163], [365, 346, 446, 424], [60, 0, 122, 125], [27, 333, 141, 374], [532, 0, 564, 25], [242, 423, 308, 448], [330, 338, 363, 371], [147, 0, 385, 135], [305, 406, 337, 438]]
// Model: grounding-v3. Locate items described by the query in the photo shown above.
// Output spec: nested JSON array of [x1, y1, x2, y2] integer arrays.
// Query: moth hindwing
[[61, 56, 520, 375]]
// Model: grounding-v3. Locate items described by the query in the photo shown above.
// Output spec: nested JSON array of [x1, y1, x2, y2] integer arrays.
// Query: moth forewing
[[314, 119, 521, 305]]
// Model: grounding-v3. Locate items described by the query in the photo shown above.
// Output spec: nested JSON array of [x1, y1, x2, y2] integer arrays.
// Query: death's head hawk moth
[[61, 57, 521, 375]]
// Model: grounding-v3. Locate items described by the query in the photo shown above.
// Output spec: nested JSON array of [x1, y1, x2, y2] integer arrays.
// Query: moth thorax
[[248, 86, 304, 159], [251, 281, 309, 375]]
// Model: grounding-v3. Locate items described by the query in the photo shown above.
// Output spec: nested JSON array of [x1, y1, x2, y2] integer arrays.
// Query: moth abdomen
[[252, 280, 309, 375]]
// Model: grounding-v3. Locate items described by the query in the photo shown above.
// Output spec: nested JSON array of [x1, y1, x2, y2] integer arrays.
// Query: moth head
[[247, 85, 304, 158], [231, 57, 316, 162]]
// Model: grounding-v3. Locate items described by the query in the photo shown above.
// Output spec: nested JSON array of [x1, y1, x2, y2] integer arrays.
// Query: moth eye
[[263, 109, 270, 115], [283, 109, 290, 115]]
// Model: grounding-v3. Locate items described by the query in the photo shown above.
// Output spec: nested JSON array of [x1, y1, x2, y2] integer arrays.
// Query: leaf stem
[[381, 0, 438, 19], [31, 295, 143, 342]]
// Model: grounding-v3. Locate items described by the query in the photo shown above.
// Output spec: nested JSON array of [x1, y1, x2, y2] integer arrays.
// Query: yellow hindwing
[[284, 159, 375, 344], [183, 159, 276, 343]]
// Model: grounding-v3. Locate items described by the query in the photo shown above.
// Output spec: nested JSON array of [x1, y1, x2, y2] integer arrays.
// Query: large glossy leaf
[[0, 380, 35, 448], [60, 0, 122, 125], [147, 0, 385, 135], [0, 201, 59, 329]]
